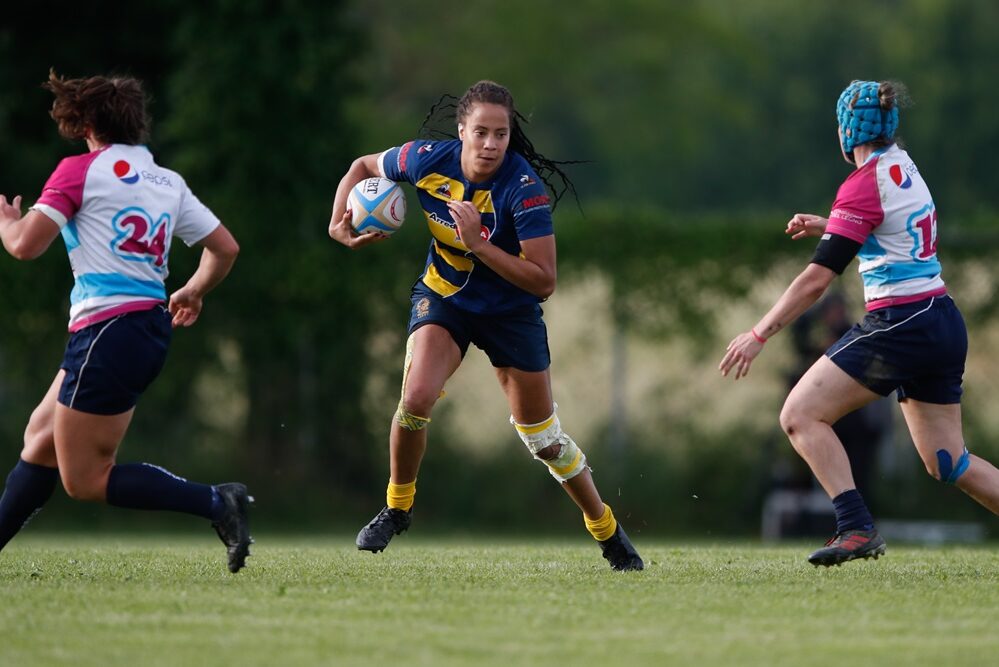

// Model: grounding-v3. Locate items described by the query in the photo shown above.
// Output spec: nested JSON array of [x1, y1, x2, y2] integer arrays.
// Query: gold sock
[[386, 480, 416, 511], [584, 503, 618, 541]]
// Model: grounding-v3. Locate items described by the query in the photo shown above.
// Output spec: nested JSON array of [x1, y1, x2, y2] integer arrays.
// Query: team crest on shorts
[[415, 297, 430, 319]]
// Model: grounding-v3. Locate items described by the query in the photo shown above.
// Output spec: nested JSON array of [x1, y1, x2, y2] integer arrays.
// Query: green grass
[[2, 536, 998, 667]]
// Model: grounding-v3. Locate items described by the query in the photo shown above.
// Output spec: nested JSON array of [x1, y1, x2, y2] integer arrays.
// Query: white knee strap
[[511, 408, 587, 482]]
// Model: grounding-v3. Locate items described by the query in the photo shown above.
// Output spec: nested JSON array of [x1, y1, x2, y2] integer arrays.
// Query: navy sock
[[106, 463, 218, 521], [0, 459, 59, 551], [832, 489, 875, 533]]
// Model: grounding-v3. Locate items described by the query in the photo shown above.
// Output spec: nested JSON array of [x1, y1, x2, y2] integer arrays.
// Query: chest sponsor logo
[[429, 210, 458, 234], [428, 210, 493, 247]]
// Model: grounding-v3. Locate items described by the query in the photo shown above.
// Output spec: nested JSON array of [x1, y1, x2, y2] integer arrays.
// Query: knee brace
[[511, 409, 587, 482], [396, 406, 430, 431], [395, 333, 432, 431], [937, 447, 971, 485]]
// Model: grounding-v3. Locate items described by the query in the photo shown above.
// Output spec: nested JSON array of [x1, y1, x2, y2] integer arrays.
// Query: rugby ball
[[347, 177, 406, 236]]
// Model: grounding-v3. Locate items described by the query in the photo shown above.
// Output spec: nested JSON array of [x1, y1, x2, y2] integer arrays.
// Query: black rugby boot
[[212, 483, 254, 573], [808, 529, 886, 567], [356, 506, 412, 553], [599, 523, 644, 571]]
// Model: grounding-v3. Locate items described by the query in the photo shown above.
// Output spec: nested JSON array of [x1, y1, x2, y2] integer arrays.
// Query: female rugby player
[[329, 80, 643, 571], [719, 80, 999, 566], [0, 71, 253, 572]]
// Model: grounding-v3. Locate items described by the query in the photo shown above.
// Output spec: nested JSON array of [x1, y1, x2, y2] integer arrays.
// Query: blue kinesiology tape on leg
[[936, 447, 971, 485]]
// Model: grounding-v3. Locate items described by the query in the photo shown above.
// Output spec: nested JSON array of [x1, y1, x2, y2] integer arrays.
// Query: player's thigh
[[404, 324, 463, 405], [898, 398, 964, 477], [21, 370, 64, 466], [54, 404, 134, 498], [783, 356, 881, 428], [495, 366, 554, 424]]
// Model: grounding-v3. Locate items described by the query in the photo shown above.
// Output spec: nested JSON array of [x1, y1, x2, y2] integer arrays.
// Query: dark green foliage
[[3, 1, 999, 534]]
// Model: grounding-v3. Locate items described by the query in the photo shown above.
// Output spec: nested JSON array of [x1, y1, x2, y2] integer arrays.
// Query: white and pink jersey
[[825, 143, 946, 311], [30, 145, 220, 331]]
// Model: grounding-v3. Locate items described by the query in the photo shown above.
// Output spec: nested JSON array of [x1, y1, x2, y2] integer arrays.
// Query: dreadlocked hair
[[44, 69, 149, 145], [419, 80, 582, 210]]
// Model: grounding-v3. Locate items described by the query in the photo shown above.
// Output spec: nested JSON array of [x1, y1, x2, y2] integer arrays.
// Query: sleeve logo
[[521, 195, 550, 209], [830, 208, 865, 224], [398, 141, 413, 173]]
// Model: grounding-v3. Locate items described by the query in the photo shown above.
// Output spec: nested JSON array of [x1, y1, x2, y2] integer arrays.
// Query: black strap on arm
[[810, 233, 863, 275]]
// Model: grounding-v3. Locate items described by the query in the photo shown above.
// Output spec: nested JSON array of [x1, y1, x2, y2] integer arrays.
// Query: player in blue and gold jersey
[[329, 80, 642, 570]]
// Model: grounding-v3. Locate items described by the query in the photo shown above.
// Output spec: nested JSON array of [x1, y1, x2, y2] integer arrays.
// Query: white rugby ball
[[347, 177, 407, 236]]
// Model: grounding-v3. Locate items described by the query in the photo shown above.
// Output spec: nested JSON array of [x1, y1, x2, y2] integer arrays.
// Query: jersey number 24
[[112, 207, 169, 269]]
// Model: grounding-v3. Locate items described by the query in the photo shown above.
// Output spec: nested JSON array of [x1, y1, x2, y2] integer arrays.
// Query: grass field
[[2, 535, 998, 667]]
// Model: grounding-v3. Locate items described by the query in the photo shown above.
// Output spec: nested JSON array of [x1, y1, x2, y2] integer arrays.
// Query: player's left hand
[[718, 331, 765, 380], [447, 200, 485, 252], [786, 213, 828, 240], [168, 285, 204, 327], [0, 195, 22, 224]]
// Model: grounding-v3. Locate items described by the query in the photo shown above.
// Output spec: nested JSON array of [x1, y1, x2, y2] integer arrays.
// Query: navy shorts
[[826, 295, 967, 404], [407, 284, 551, 372], [59, 306, 172, 415]]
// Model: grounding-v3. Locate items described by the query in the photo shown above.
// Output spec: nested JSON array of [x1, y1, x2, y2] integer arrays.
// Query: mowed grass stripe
[[1, 537, 998, 667]]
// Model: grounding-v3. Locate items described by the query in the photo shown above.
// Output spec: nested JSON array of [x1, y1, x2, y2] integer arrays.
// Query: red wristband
[[751, 328, 767, 344]]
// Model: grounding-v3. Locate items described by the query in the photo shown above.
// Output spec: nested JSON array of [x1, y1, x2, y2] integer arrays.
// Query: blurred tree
[[0, 2, 179, 445], [158, 0, 406, 514], [2, 0, 999, 531]]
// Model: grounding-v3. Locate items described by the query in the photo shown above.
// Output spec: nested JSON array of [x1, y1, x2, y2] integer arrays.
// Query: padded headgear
[[836, 80, 898, 162]]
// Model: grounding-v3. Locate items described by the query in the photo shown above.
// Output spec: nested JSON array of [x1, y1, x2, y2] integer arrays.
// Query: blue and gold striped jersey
[[378, 139, 554, 314]]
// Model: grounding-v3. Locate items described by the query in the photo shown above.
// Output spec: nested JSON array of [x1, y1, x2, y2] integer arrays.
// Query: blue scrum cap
[[836, 80, 899, 162]]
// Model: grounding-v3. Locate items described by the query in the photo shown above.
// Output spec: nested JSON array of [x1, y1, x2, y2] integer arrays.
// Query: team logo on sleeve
[[521, 195, 550, 211], [113, 160, 140, 185], [414, 297, 430, 320], [519, 173, 536, 187], [398, 142, 413, 173], [830, 208, 865, 224], [418, 143, 434, 154], [889, 163, 912, 189]]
